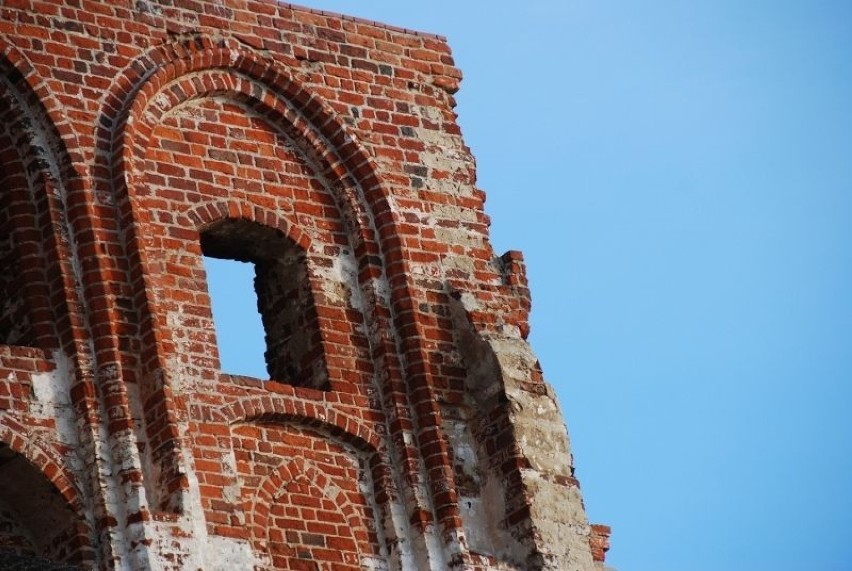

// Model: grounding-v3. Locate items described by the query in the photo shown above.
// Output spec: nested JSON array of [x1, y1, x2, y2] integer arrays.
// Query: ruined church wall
[[0, 2, 602, 569]]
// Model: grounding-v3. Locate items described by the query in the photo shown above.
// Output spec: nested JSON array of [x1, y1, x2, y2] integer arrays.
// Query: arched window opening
[[200, 219, 329, 390], [0, 443, 88, 567]]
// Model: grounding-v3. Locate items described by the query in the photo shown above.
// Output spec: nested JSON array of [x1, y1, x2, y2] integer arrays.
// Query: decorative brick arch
[[255, 458, 361, 521], [219, 396, 382, 454], [0, 418, 93, 566], [0, 38, 90, 359], [0, 37, 122, 567], [0, 420, 84, 513], [101, 38, 417, 345], [117, 67, 366, 392], [99, 35, 464, 541], [248, 457, 367, 570], [222, 399, 397, 563], [0, 37, 85, 169], [104, 37, 383, 260], [183, 199, 313, 252], [119, 65, 374, 274]]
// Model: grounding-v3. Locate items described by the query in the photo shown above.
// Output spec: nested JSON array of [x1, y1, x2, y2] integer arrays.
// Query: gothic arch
[[116, 65, 378, 382], [239, 436, 388, 570], [0, 419, 83, 512], [100, 38, 426, 374], [0, 419, 93, 565], [248, 457, 366, 570], [97, 35, 463, 541], [223, 399, 394, 503], [0, 39, 87, 357], [0, 37, 113, 568], [218, 395, 383, 453], [184, 199, 312, 252]]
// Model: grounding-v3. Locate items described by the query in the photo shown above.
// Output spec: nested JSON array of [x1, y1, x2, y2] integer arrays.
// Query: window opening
[[201, 219, 329, 390], [202, 256, 267, 378], [0, 443, 86, 565]]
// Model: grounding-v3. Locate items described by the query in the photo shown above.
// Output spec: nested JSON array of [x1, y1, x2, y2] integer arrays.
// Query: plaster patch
[[29, 351, 75, 444]]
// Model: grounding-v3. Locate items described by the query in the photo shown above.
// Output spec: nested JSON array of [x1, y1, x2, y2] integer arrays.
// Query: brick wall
[[0, 1, 603, 569]]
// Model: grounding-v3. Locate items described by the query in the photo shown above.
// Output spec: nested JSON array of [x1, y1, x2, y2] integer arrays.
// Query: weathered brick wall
[[0, 1, 603, 569]]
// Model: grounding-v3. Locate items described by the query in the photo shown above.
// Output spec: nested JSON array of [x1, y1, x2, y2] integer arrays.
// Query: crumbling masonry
[[0, 1, 610, 569]]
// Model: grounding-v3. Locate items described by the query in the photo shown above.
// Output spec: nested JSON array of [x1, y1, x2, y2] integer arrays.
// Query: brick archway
[[0, 420, 93, 566], [0, 40, 101, 568], [0, 39, 88, 358], [99, 34, 465, 548], [234, 427, 387, 570]]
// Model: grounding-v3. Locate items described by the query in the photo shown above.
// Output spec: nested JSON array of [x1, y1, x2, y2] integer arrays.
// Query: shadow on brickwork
[[0, 551, 81, 571]]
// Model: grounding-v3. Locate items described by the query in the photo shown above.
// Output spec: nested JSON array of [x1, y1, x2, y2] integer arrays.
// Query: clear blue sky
[[206, 2, 852, 569]]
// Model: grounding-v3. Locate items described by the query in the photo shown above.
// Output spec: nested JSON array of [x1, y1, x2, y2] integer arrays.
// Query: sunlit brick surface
[[0, 2, 603, 569]]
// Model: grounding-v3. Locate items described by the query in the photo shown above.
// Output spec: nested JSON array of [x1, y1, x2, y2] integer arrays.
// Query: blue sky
[[207, 2, 852, 569]]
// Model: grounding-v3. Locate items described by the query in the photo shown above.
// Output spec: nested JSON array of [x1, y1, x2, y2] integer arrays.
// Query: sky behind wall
[[206, 2, 852, 569]]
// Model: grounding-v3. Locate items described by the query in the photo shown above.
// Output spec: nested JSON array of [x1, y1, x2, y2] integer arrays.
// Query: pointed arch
[[250, 457, 363, 570], [0, 38, 89, 357], [97, 35, 463, 540], [236, 427, 388, 571], [0, 419, 93, 566], [0, 38, 118, 566]]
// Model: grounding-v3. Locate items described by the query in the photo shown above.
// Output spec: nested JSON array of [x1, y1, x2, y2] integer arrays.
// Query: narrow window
[[201, 219, 329, 390], [202, 256, 267, 378]]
